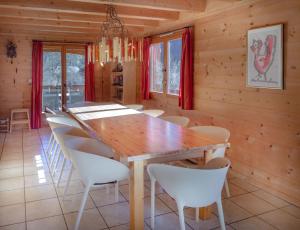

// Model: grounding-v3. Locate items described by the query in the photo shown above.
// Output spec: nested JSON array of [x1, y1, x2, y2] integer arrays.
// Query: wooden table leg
[[129, 160, 144, 230], [198, 150, 212, 220], [199, 206, 212, 220]]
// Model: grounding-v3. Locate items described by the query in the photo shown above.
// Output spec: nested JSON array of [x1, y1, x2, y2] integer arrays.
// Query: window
[[149, 43, 164, 93], [149, 35, 182, 96], [168, 39, 182, 95]]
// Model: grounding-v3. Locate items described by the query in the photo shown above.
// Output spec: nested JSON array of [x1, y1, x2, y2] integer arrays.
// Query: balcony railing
[[42, 85, 85, 111]]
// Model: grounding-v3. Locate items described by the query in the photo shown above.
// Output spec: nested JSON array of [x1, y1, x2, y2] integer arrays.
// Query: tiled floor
[[0, 128, 299, 230]]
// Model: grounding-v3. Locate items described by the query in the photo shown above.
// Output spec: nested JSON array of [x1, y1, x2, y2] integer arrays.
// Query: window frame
[[149, 31, 182, 97]]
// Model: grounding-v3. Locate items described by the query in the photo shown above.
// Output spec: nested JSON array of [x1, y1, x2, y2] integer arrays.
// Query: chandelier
[[101, 4, 127, 39]]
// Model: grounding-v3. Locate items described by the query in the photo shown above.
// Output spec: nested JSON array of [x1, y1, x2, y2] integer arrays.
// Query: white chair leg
[[48, 135, 55, 159], [52, 150, 62, 177], [216, 198, 226, 230], [150, 179, 156, 229], [45, 134, 53, 156], [224, 178, 230, 198], [177, 202, 185, 230], [195, 208, 199, 222], [56, 158, 66, 187], [47, 138, 55, 162], [114, 181, 119, 202], [49, 143, 59, 169], [63, 166, 73, 200], [74, 184, 91, 230]]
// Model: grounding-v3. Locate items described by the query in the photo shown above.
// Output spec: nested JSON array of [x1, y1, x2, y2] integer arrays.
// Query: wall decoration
[[6, 41, 17, 64], [247, 24, 283, 89]]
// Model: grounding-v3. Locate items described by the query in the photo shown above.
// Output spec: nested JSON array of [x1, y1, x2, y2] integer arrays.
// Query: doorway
[[42, 44, 85, 111]]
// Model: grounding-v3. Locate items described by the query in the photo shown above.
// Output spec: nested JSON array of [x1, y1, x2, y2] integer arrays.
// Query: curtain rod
[[146, 25, 192, 38]]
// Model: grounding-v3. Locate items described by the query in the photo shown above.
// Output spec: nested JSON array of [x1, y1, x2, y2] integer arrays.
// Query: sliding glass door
[[42, 48, 62, 111], [42, 45, 85, 111], [66, 48, 85, 107]]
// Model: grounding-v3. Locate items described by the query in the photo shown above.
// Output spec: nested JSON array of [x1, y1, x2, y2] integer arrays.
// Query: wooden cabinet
[[110, 61, 136, 104]]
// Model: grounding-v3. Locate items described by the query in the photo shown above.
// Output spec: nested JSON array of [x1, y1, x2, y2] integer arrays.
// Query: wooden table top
[[68, 104, 227, 162]]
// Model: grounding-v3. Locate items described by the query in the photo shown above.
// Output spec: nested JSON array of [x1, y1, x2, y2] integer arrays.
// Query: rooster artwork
[[247, 24, 283, 89], [250, 35, 276, 81]]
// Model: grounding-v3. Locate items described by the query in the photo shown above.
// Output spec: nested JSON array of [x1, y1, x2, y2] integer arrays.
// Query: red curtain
[[85, 44, 95, 101], [141, 37, 151, 100], [31, 41, 43, 129], [179, 28, 194, 110]]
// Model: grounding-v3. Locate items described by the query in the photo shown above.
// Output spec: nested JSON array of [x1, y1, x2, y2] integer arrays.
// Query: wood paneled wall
[[0, 36, 32, 117], [0, 36, 104, 117], [142, 0, 300, 203]]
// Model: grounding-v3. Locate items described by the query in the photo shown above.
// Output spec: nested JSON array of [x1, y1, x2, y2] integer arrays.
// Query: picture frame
[[247, 24, 283, 89]]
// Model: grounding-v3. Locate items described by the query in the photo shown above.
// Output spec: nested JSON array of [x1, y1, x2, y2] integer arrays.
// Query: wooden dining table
[[67, 103, 228, 230]]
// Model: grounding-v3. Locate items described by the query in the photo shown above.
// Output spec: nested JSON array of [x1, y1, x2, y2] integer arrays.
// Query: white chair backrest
[[189, 126, 230, 158], [143, 109, 165, 117], [148, 157, 230, 207], [52, 126, 90, 159], [126, 104, 144, 111], [161, 116, 190, 127], [46, 116, 81, 130], [65, 137, 129, 185]]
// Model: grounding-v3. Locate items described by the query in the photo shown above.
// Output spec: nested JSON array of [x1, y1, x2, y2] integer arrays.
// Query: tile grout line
[[89, 188, 112, 229], [226, 196, 281, 229], [22, 129, 27, 230], [229, 173, 299, 207], [226, 185, 297, 228]]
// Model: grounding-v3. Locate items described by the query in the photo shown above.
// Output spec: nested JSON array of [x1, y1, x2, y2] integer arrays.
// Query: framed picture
[[247, 24, 283, 89]]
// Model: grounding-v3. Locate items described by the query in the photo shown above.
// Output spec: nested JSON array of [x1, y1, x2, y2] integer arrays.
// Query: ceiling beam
[[0, 23, 144, 38], [0, 0, 179, 20], [0, 30, 98, 42], [0, 8, 159, 27], [0, 16, 145, 32], [68, 0, 206, 12], [0, 24, 101, 35]]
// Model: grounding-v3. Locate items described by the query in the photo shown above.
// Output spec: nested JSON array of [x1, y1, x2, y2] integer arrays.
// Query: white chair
[[126, 104, 144, 111], [161, 116, 190, 127], [60, 135, 116, 198], [143, 109, 165, 117], [44, 112, 67, 159], [65, 137, 129, 230], [46, 116, 81, 174], [52, 126, 90, 187], [147, 157, 230, 230], [189, 125, 231, 197]]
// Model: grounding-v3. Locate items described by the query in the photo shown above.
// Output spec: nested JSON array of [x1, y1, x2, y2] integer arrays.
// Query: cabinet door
[[123, 61, 136, 104]]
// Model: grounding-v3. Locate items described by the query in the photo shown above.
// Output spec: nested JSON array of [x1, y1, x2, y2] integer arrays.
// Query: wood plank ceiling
[[0, 0, 205, 42]]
